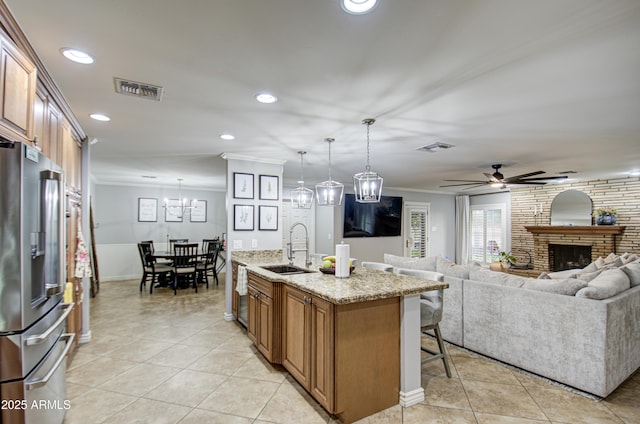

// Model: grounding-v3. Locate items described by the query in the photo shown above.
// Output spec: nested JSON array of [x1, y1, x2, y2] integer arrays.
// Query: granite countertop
[[232, 250, 448, 305]]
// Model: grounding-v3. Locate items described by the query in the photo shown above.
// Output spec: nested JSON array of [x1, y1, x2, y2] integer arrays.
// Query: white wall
[[93, 183, 226, 280]]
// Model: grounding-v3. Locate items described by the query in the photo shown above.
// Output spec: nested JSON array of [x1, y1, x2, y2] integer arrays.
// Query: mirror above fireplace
[[550, 189, 593, 226]]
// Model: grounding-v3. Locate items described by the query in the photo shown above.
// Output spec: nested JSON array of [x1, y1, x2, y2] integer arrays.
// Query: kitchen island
[[232, 251, 448, 423]]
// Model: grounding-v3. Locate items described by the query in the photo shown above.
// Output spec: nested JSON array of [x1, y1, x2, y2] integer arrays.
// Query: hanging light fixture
[[291, 151, 314, 209], [315, 138, 344, 206], [353, 118, 383, 203], [163, 178, 196, 218]]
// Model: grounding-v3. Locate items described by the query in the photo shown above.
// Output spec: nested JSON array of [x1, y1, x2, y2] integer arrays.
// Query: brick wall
[[511, 177, 640, 269]]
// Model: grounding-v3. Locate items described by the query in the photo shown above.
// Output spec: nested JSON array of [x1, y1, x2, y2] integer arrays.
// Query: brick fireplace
[[525, 226, 625, 271]]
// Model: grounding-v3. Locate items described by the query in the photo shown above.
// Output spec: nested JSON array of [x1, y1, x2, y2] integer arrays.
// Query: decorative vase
[[596, 214, 616, 225]]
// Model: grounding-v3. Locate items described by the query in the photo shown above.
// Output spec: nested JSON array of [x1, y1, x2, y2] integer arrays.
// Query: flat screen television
[[343, 193, 403, 238]]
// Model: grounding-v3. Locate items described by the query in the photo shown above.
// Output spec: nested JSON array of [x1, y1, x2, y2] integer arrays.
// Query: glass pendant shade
[[353, 118, 383, 203], [315, 138, 344, 206], [291, 151, 313, 209]]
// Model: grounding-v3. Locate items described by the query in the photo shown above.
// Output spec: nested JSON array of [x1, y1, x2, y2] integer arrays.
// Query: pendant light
[[353, 118, 383, 203], [315, 138, 344, 206], [291, 151, 314, 209]]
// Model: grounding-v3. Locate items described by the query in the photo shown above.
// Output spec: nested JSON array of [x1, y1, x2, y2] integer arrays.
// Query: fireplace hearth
[[549, 244, 592, 271]]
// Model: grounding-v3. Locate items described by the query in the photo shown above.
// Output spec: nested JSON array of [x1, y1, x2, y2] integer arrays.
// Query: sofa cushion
[[622, 254, 638, 265], [620, 262, 640, 287], [434, 257, 472, 279], [575, 268, 631, 299], [383, 253, 437, 271], [522, 278, 588, 296], [436, 256, 454, 273], [573, 268, 605, 282], [468, 265, 526, 288]]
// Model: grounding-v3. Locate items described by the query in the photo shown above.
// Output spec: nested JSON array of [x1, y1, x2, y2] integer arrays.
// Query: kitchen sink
[[261, 264, 314, 275]]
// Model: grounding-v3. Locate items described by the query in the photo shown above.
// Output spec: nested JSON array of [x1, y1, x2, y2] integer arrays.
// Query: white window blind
[[409, 210, 427, 258], [470, 204, 506, 264]]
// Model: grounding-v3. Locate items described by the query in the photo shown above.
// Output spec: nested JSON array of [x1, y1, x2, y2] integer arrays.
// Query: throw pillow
[[383, 253, 437, 271], [581, 262, 598, 273], [594, 256, 606, 269], [573, 268, 605, 282], [575, 269, 631, 300], [622, 254, 638, 265], [537, 272, 552, 279], [442, 263, 471, 279], [436, 256, 454, 273], [604, 253, 619, 263], [522, 278, 588, 296], [620, 262, 640, 287]]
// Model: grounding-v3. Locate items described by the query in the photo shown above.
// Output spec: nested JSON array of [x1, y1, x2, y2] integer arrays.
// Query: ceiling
[[5, 0, 640, 193]]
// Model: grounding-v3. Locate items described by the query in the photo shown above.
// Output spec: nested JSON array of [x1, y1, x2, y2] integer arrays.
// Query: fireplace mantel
[[525, 226, 625, 236]]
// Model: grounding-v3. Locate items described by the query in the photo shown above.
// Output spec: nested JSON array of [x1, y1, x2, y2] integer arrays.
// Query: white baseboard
[[78, 331, 92, 344], [223, 312, 236, 321], [399, 387, 425, 407], [101, 274, 140, 282]]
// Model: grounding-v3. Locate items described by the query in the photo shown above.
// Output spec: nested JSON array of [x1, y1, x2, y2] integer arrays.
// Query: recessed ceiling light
[[255, 93, 278, 104], [60, 48, 94, 64], [341, 0, 378, 15], [220, 134, 235, 141], [89, 113, 110, 122]]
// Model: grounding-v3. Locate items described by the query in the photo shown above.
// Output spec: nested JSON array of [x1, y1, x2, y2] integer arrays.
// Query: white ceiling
[[5, 0, 640, 193]]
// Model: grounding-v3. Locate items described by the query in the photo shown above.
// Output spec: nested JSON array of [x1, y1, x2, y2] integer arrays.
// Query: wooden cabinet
[[0, 33, 36, 142], [60, 118, 81, 192], [282, 285, 335, 412], [246, 271, 282, 363], [231, 261, 239, 319]]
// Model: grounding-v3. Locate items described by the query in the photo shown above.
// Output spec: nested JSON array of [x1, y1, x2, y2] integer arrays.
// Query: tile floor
[[64, 278, 639, 423]]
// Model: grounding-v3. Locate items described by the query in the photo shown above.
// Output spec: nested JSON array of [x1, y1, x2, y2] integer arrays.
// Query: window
[[471, 204, 507, 264]]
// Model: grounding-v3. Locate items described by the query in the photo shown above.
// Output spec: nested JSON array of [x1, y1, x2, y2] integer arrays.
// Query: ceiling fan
[[440, 164, 568, 189]]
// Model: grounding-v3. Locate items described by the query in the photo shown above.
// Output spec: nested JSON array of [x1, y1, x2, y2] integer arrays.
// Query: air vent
[[417, 142, 454, 153], [558, 170, 578, 174], [114, 78, 163, 101]]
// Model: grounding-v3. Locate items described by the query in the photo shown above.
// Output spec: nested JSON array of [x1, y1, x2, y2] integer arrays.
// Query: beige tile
[[402, 403, 477, 423], [181, 329, 237, 348], [144, 369, 228, 407], [198, 376, 280, 419], [98, 363, 178, 396], [422, 375, 472, 411], [64, 388, 137, 424], [463, 380, 547, 421], [352, 404, 403, 423], [74, 333, 133, 356], [66, 356, 138, 387], [146, 343, 212, 368], [452, 354, 520, 385], [100, 398, 191, 424], [233, 353, 288, 383], [475, 413, 550, 423], [526, 385, 625, 424], [216, 333, 256, 352], [603, 389, 640, 423], [187, 348, 253, 375], [511, 371, 559, 390], [106, 339, 173, 362], [140, 325, 199, 343], [257, 379, 330, 423], [67, 351, 100, 371], [180, 408, 253, 424]]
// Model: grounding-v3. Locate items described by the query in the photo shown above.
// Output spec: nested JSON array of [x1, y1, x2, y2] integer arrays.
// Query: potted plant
[[490, 251, 517, 271], [594, 207, 617, 225]]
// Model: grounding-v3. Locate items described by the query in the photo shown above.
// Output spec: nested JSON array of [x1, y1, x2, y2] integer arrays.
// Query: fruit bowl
[[319, 266, 355, 275]]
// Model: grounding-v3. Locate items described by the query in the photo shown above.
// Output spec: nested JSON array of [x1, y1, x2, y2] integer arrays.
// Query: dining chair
[[172, 242, 199, 295], [169, 238, 188, 252], [138, 242, 173, 293], [196, 240, 221, 287]]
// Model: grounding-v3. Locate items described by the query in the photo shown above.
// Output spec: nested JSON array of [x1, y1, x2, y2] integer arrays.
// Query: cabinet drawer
[[248, 273, 273, 297]]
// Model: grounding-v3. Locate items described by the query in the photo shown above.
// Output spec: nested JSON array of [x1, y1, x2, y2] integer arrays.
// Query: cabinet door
[[256, 293, 273, 360], [47, 102, 61, 166], [0, 34, 36, 140], [231, 262, 239, 319], [247, 286, 258, 345], [282, 285, 311, 388], [310, 296, 334, 411], [33, 88, 47, 153]]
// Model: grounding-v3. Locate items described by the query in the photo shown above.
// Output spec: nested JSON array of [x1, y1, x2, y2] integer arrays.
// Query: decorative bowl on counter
[[319, 266, 355, 275]]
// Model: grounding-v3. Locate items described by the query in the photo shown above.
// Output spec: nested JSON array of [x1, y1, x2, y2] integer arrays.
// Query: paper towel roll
[[335, 243, 350, 278]]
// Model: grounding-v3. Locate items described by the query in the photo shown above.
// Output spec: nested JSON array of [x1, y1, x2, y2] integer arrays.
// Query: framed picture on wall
[[234, 204, 254, 231], [259, 205, 278, 231], [259, 175, 279, 200], [234, 172, 254, 199], [164, 199, 183, 222], [138, 198, 157, 222], [190, 200, 207, 222]]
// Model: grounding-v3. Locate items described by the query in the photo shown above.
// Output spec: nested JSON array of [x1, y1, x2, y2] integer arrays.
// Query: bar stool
[[394, 267, 452, 378]]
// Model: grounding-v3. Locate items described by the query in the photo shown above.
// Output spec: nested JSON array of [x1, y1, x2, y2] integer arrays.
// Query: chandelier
[[163, 178, 195, 218], [291, 151, 314, 209], [353, 118, 383, 203], [315, 138, 344, 206]]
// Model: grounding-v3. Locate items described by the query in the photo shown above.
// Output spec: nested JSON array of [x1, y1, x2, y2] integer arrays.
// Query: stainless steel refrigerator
[[0, 141, 74, 424]]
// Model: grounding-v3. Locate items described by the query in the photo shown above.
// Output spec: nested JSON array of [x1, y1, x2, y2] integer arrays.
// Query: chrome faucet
[[288, 222, 311, 267]]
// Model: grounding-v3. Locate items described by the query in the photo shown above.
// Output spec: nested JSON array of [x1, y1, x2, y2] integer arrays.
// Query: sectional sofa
[[384, 253, 640, 398]]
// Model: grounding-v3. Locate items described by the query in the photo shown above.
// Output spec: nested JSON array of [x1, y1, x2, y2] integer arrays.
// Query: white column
[[399, 293, 424, 406]]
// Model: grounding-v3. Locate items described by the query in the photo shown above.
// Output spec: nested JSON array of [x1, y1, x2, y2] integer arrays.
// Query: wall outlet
[[233, 239, 242, 249], [328, 233, 332, 239], [252, 239, 258, 248]]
